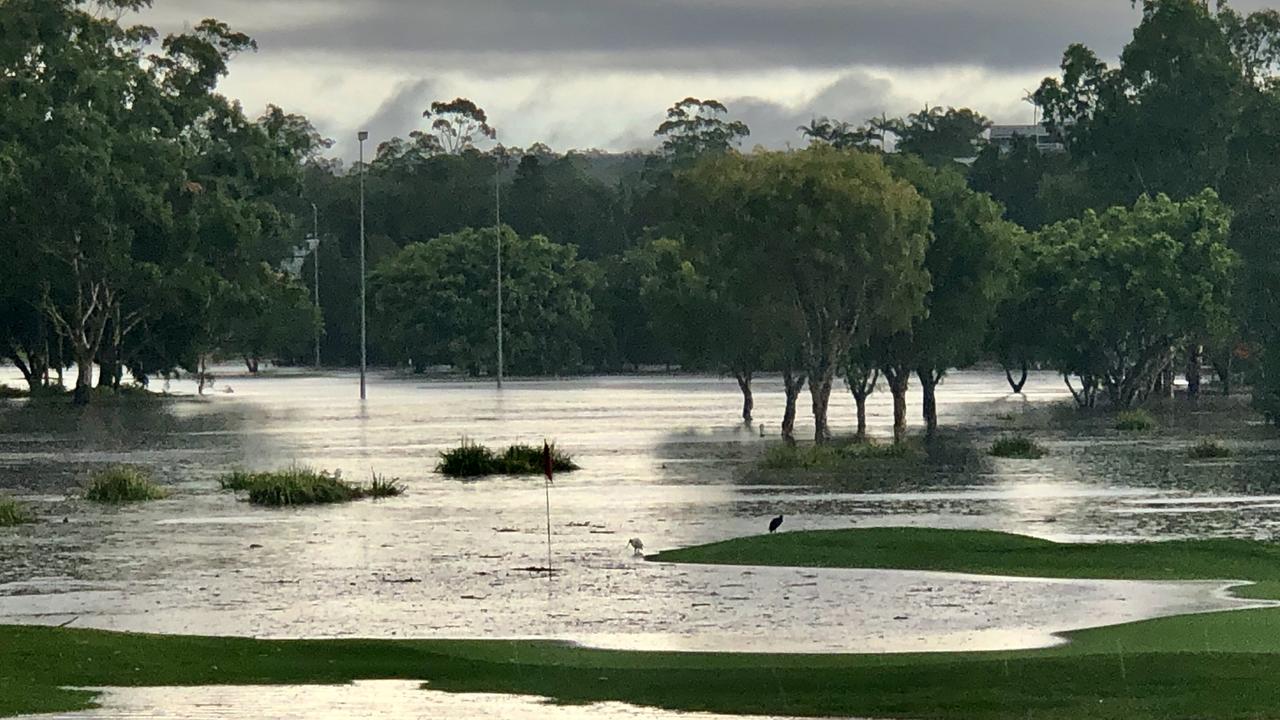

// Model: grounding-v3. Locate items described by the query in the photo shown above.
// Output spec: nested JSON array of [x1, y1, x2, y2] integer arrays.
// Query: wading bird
[[769, 515, 784, 533], [628, 537, 644, 555]]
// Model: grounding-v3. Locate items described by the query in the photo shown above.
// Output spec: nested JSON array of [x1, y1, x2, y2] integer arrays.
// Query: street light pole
[[312, 202, 321, 370], [495, 158, 504, 389], [358, 131, 368, 401]]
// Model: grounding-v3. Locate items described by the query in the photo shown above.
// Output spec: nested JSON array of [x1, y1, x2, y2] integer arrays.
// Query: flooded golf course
[[3, 368, 1280, 718]]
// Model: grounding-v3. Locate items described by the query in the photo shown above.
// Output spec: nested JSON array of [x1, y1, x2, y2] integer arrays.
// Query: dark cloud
[[151, 0, 1158, 73]]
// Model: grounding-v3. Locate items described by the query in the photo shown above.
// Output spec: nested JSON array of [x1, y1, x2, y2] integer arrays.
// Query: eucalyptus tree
[[1033, 191, 1236, 408], [878, 157, 1020, 436], [686, 147, 932, 443], [422, 98, 496, 155]]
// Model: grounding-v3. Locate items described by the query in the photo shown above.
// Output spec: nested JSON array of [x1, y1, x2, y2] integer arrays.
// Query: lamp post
[[358, 131, 368, 401], [495, 151, 504, 389], [311, 202, 321, 369]]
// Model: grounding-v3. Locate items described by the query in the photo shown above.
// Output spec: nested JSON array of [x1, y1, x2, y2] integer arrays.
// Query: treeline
[[3, 0, 1280, 435], [0, 0, 327, 403]]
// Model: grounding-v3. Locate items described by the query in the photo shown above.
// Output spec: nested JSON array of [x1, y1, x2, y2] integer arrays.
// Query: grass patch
[[11, 529, 1280, 719], [436, 440, 578, 478], [0, 496, 34, 526], [83, 466, 169, 504], [760, 440, 911, 470], [989, 434, 1047, 459], [219, 467, 404, 506], [1189, 439, 1232, 459], [651, 526, 1280, 583], [1115, 408, 1158, 431]]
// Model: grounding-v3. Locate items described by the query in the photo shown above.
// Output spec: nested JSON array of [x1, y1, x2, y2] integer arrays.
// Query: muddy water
[[2, 368, 1280, 658]]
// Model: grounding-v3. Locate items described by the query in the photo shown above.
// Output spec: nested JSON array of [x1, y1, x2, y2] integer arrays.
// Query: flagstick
[[544, 475, 553, 580]]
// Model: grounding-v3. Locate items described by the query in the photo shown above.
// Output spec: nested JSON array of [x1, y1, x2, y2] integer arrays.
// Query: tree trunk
[[809, 370, 835, 444], [1004, 360, 1028, 394], [734, 370, 753, 424], [1186, 345, 1202, 401], [244, 356, 260, 375], [781, 369, 806, 446], [917, 368, 943, 437], [1214, 357, 1233, 397], [883, 365, 910, 444], [72, 353, 94, 405], [847, 367, 878, 442]]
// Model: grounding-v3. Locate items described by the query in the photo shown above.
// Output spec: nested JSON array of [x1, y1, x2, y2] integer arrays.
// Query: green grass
[[761, 440, 912, 469], [1189, 439, 1232, 459], [1115, 409, 1158, 431], [83, 466, 169, 503], [219, 467, 404, 506], [0, 496, 34, 526], [436, 440, 578, 478], [989, 434, 1048, 459], [651, 527, 1280, 582], [10, 528, 1280, 719]]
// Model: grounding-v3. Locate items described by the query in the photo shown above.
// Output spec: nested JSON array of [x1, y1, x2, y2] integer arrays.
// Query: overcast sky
[[134, 1, 1272, 159]]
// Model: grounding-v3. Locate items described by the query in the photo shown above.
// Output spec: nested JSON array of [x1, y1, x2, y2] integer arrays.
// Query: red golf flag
[[542, 441, 554, 483]]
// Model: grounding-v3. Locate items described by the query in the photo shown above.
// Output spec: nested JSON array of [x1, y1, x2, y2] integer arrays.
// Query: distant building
[[988, 123, 1065, 154]]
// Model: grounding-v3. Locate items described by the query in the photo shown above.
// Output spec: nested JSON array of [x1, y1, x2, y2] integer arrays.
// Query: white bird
[[628, 538, 645, 556]]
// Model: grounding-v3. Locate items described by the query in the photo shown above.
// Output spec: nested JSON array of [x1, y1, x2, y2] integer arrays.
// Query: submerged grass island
[[8, 527, 1280, 719], [219, 467, 404, 506], [436, 440, 579, 478]]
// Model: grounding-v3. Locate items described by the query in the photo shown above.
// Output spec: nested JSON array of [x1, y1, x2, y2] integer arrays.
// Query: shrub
[[990, 435, 1048, 459], [84, 466, 169, 503], [437, 440, 579, 477], [437, 441, 499, 477], [1189, 440, 1232, 459], [1115, 409, 1158, 432], [366, 473, 407, 498], [0, 385, 26, 400], [219, 467, 405, 506], [0, 496, 34, 526]]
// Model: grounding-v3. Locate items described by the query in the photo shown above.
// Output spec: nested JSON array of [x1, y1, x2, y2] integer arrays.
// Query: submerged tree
[[686, 147, 932, 443], [1034, 191, 1236, 408]]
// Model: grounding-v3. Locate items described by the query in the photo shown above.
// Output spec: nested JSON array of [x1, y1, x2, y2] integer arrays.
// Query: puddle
[[11, 681, 834, 719]]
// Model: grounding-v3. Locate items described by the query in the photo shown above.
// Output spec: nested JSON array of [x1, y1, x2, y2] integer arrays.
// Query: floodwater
[[3, 367, 1280, 716], [15, 681, 843, 720]]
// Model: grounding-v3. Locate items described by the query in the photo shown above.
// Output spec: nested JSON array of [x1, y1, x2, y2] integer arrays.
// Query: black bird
[[768, 515, 784, 533]]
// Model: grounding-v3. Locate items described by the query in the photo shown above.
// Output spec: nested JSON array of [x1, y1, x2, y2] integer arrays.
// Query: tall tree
[[893, 106, 991, 166], [686, 147, 932, 443], [422, 98, 496, 155]]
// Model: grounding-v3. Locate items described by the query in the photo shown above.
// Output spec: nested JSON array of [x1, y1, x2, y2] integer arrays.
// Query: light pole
[[358, 131, 368, 401], [311, 202, 321, 369], [495, 152, 504, 389]]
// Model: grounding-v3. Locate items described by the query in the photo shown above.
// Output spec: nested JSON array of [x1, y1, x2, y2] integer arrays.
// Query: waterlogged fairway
[[7, 528, 1280, 719]]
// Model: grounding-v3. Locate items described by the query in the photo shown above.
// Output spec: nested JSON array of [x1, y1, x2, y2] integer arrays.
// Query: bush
[[990, 435, 1048, 459], [0, 385, 26, 400], [1115, 409, 1158, 432], [1189, 440, 1232, 459], [437, 441, 499, 477], [220, 467, 405, 506], [366, 473, 406, 498], [0, 496, 34, 526], [437, 441, 579, 477], [84, 466, 169, 503]]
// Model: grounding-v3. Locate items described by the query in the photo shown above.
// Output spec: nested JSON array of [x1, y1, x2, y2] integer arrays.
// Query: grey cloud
[[150, 0, 1162, 73]]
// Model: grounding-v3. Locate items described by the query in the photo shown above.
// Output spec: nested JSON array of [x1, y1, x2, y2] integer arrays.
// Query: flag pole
[[542, 441, 554, 579]]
